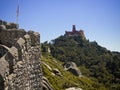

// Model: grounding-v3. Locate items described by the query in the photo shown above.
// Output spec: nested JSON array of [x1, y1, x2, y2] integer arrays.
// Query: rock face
[[0, 20, 43, 90], [63, 62, 81, 77]]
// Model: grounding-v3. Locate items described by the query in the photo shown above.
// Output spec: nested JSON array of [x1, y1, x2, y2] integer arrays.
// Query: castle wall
[[0, 20, 43, 90], [0, 29, 26, 47]]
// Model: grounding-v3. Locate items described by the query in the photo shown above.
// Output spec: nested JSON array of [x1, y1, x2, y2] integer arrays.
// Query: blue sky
[[0, 0, 120, 52]]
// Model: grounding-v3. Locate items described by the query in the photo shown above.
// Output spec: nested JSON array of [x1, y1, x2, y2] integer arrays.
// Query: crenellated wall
[[0, 20, 43, 90]]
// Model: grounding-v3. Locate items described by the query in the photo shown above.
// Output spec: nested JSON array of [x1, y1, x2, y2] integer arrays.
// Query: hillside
[[42, 53, 107, 90], [42, 28, 120, 90]]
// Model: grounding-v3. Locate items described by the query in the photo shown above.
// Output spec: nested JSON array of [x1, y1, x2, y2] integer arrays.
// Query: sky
[[0, 0, 120, 52]]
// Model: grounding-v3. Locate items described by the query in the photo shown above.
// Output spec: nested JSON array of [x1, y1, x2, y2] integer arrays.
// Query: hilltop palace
[[65, 25, 85, 38]]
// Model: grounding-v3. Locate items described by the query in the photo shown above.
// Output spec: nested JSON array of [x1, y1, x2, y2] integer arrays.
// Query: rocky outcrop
[[42, 77, 54, 90], [63, 62, 81, 77], [42, 62, 52, 71], [42, 62, 62, 77], [0, 20, 43, 90], [65, 87, 83, 90], [52, 68, 62, 76]]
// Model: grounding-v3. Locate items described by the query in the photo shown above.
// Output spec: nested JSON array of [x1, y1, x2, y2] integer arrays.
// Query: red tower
[[72, 25, 76, 32]]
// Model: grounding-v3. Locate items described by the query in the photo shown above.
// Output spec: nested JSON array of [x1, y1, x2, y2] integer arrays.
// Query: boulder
[[63, 62, 81, 77], [52, 68, 62, 76]]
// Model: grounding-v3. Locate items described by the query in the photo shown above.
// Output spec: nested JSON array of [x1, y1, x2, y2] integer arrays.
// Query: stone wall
[[0, 20, 18, 30], [0, 20, 43, 90], [0, 29, 26, 47]]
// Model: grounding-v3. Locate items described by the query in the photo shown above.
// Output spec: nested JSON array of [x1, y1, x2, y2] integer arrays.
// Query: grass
[[42, 53, 107, 90]]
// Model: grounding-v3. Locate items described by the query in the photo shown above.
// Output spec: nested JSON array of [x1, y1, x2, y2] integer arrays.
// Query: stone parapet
[[0, 20, 42, 90]]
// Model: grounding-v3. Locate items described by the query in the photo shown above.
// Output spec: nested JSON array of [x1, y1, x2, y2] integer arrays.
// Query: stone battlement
[[0, 20, 43, 90], [0, 20, 18, 30]]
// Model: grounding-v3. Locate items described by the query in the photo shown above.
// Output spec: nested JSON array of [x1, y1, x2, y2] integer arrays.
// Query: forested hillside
[[42, 34, 120, 90]]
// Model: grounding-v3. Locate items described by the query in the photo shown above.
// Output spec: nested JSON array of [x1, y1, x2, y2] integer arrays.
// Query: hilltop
[[42, 25, 120, 90]]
